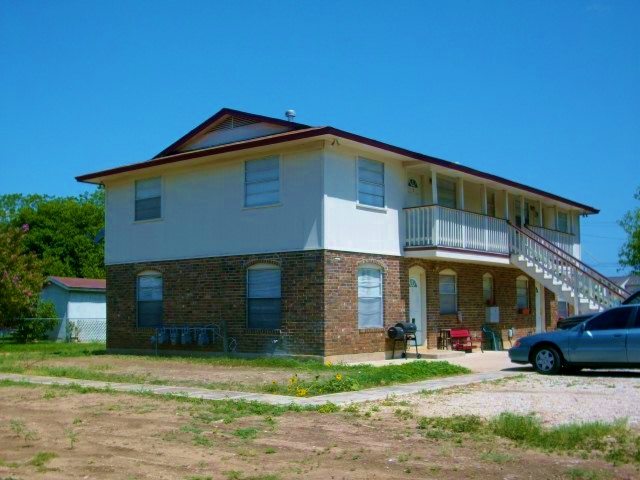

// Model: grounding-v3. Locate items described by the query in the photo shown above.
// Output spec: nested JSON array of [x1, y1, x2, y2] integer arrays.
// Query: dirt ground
[[1, 380, 638, 480]]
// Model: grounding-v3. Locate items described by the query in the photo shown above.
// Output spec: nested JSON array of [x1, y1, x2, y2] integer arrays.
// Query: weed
[[28, 451, 57, 471], [64, 428, 78, 449], [565, 467, 610, 479], [72, 418, 82, 425], [264, 447, 276, 454], [232, 428, 258, 440], [192, 434, 214, 447], [10, 419, 37, 444], [480, 450, 516, 463]]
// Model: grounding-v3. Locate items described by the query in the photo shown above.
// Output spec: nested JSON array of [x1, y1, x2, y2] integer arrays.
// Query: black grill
[[387, 322, 421, 359]]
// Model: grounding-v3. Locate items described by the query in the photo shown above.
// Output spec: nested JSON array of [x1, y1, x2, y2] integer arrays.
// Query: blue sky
[[1, 1, 638, 276]]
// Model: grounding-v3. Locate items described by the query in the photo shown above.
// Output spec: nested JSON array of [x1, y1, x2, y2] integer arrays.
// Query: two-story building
[[77, 108, 628, 362]]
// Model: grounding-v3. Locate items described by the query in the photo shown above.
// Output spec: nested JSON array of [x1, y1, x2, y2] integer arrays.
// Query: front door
[[409, 267, 427, 346]]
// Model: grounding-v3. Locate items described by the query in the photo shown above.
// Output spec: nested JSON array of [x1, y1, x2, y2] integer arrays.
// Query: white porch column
[[481, 184, 488, 250], [504, 191, 509, 220], [431, 170, 438, 205], [538, 200, 543, 226], [431, 170, 439, 245], [481, 184, 488, 214], [457, 177, 464, 210]]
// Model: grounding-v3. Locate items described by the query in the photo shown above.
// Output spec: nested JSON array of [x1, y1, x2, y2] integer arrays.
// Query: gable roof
[[76, 108, 599, 214], [48, 276, 106, 292], [153, 108, 311, 159]]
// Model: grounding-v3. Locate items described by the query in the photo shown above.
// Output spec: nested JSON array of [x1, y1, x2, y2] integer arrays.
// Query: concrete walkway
[[0, 351, 527, 406]]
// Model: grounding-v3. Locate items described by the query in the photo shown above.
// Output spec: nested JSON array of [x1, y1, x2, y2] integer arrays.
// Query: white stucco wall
[[105, 147, 324, 264], [323, 148, 404, 256]]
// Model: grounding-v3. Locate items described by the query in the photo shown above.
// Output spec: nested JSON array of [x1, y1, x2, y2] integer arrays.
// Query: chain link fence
[[64, 318, 106, 343]]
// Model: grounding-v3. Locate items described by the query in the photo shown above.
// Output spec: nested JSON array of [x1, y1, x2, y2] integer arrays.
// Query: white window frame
[[357, 157, 385, 209], [137, 271, 163, 327], [247, 264, 282, 330], [135, 177, 162, 221], [516, 276, 530, 309], [358, 264, 384, 328], [439, 269, 457, 314], [244, 156, 281, 208]]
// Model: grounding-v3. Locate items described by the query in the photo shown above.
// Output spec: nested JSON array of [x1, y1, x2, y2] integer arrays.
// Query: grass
[[417, 412, 640, 466], [0, 341, 471, 396]]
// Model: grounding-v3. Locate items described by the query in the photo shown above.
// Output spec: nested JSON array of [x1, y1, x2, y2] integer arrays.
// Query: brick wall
[[106, 250, 326, 356], [323, 251, 407, 356], [106, 249, 543, 358]]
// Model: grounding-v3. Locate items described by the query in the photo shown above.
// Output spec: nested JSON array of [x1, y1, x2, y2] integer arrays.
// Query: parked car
[[555, 290, 639, 331], [509, 305, 640, 374], [556, 313, 593, 330]]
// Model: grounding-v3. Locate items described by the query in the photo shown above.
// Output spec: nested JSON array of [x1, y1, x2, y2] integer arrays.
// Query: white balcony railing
[[404, 205, 509, 255], [527, 225, 575, 256]]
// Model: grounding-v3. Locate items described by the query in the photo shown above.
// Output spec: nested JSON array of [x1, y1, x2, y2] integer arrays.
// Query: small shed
[[41, 277, 107, 342]]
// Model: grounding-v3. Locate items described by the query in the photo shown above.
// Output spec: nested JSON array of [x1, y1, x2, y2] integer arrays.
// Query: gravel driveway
[[406, 351, 640, 427]]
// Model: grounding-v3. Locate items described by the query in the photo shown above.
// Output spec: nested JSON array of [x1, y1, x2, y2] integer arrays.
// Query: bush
[[13, 300, 59, 343]]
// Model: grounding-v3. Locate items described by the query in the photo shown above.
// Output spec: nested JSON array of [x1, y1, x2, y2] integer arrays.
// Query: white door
[[409, 267, 427, 346]]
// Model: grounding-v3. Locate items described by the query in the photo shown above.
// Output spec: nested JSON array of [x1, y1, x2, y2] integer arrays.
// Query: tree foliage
[[0, 224, 46, 328], [0, 189, 105, 279], [619, 186, 640, 274]]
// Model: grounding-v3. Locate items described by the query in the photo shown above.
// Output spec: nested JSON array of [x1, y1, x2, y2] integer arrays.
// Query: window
[[135, 178, 161, 221], [245, 156, 280, 207], [247, 264, 282, 329], [137, 272, 163, 327], [358, 157, 385, 208], [439, 269, 457, 314], [515, 199, 530, 227], [557, 300, 569, 319], [483, 273, 494, 305], [516, 276, 529, 309], [487, 192, 496, 217], [557, 211, 569, 233], [586, 308, 631, 331], [437, 178, 457, 209], [358, 265, 383, 328]]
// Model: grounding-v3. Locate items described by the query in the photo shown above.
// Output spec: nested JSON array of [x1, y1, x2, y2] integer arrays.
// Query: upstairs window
[[137, 272, 163, 327], [483, 273, 494, 305], [245, 156, 280, 208], [437, 178, 457, 209], [247, 264, 282, 329], [358, 265, 384, 328], [135, 178, 161, 221], [439, 269, 457, 314], [516, 276, 529, 309], [357, 157, 385, 208], [557, 211, 569, 233]]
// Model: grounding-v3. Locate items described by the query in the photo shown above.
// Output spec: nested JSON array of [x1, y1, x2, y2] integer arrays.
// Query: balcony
[[404, 205, 509, 257]]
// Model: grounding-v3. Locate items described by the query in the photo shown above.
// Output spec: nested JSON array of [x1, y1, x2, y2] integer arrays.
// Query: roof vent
[[285, 109, 296, 122]]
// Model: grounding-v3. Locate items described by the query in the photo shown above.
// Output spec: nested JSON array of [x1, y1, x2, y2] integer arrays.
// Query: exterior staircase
[[508, 223, 628, 313]]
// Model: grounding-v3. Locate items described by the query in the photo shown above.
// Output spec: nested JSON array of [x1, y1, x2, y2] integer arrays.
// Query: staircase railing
[[509, 223, 628, 310]]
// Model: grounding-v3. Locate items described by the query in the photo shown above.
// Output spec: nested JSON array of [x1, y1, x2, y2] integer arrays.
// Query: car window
[[624, 291, 640, 306], [585, 308, 631, 331]]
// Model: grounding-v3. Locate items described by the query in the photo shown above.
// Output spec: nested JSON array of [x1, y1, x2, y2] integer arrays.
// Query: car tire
[[532, 345, 562, 375]]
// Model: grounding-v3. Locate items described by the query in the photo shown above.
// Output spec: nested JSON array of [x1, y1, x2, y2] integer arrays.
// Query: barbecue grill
[[388, 322, 421, 359]]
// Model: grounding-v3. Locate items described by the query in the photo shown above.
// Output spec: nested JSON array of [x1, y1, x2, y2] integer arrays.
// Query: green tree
[[0, 189, 105, 279], [619, 186, 640, 274], [0, 224, 46, 329]]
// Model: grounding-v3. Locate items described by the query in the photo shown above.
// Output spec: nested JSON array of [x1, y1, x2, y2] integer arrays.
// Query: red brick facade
[[106, 249, 555, 359]]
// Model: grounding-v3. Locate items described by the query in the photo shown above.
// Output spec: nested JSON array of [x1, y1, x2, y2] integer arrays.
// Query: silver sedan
[[509, 305, 640, 374]]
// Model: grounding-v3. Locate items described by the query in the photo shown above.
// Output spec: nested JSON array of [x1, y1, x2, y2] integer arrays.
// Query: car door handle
[[613, 334, 623, 337]]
